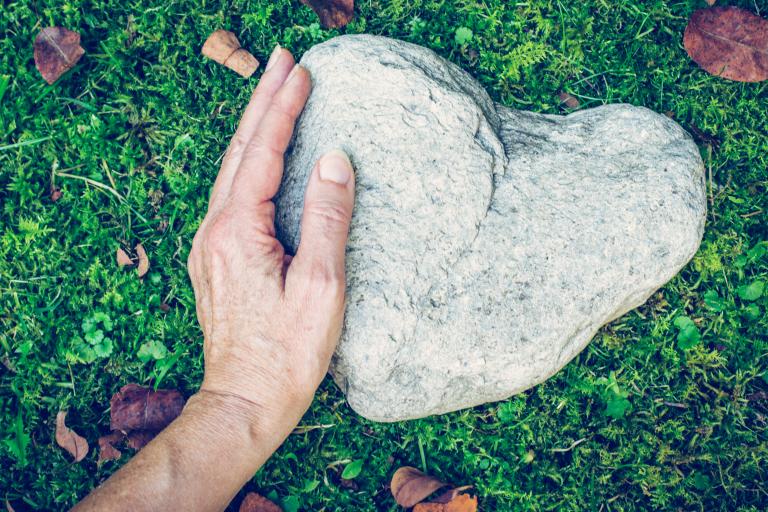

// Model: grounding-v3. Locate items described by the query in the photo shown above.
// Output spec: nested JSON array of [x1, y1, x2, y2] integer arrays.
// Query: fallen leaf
[[126, 430, 158, 450], [97, 431, 124, 463], [50, 187, 63, 202], [55, 411, 89, 462], [683, 6, 768, 82], [705, 0, 716, 5], [689, 124, 720, 148], [339, 476, 359, 491], [110, 383, 185, 432], [135, 243, 150, 277], [34, 27, 85, 84], [300, 0, 355, 29], [432, 486, 474, 504], [116, 247, 133, 267], [201, 30, 259, 78], [239, 492, 283, 512], [413, 493, 478, 512], [557, 92, 580, 109], [391, 466, 447, 508]]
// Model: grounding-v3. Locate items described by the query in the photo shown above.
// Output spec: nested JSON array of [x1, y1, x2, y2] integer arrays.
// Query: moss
[[1, 0, 766, 510]]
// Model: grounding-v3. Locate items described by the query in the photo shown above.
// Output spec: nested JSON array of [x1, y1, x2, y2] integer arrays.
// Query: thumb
[[290, 149, 355, 289]]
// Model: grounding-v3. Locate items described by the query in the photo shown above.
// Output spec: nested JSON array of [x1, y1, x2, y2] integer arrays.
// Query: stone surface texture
[[274, 35, 706, 422]]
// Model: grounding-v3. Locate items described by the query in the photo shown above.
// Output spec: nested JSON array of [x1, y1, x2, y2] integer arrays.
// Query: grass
[[1, 0, 767, 510]]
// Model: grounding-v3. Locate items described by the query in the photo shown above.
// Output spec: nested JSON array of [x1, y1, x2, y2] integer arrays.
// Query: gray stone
[[274, 35, 706, 422]]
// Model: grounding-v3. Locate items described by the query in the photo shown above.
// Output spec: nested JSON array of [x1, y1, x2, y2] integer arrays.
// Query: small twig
[[56, 170, 123, 199], [707, 145, 715, 220], [550, 438, 586, 453], [102, 159, 118, 192], [0, 136, 52, 152], [56, 171, 149, 223], [291, 423, 335, 435], [662, 401, 689, 409], [741, 210, 763, 218]]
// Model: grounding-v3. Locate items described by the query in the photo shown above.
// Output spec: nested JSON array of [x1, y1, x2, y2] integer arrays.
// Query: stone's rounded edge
[[612, 104, 708, 269], [556, 104, 707, 374], [535, 102, 708, 250], [343, 378, 542, 422], [299, 34, 503, 132]]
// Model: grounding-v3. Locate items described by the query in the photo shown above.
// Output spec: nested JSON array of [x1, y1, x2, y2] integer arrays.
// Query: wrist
[[182, 389, 288, 469], [199, 351, 317, 436]]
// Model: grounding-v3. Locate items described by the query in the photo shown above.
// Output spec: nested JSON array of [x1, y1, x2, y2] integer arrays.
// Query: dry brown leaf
[[116, 247, 133, 267], [50, 187, 63, 202], [557, 92, 579, 109], [413, 493, 478, 512], [705, 0, 716, 5], [689, 124, 720, 148], [110, 383, 185, 432], [432, 486, 474, 504], [683, 6, 768, 82], [201, 30, 259, 78], [300, 0, 355, 29], [238, 492, 283, 512], [135, 243, 150, 277], [34, 27, 85, 84], [97, 431, 124, 463], [55, 411, 89, 462], [126, 430, 158, 450], [391, 466, 447, 508]]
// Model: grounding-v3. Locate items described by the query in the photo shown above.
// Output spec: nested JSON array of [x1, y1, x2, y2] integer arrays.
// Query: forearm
[[72, 49, 353, 511], [73, 391, 283, 512]]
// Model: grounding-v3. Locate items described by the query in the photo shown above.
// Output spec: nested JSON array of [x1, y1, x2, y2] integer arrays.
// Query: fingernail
[[286, 64, 302, 83], [265, 44, 282, 71], [318, 149, 352, 185]]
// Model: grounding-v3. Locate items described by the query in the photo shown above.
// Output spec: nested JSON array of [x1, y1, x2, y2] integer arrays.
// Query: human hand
[[187, 47, 355, 444], [73, 48, 355, 512]]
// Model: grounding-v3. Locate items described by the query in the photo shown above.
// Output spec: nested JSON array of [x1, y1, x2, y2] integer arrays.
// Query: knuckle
[[242, 137, 282, 165], [261, 201, 276, 220], [306, 262, 345, 298], [189, 231, 205, 267], [249, 87, 267, 105], [269, 101, 296, 124], [227, 133, 250, 158], [304, 201, 351, 233], [190, 231, 203, 257], [187, 248, 197, 274], [251, 231, 283, 259], [203, 215, 234, 258]]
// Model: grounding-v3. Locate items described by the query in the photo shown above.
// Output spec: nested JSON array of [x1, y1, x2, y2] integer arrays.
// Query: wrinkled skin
[[74, 46, 356, 512], [189, 52, 355, 435]]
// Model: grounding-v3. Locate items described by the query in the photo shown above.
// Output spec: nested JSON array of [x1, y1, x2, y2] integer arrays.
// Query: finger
[[209, 46, 296, 209], [231, 65, 311, 204], [289, 150, 355, 293]]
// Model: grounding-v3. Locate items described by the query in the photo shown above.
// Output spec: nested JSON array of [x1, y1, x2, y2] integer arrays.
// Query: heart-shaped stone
[[275, 35, 706, 422]]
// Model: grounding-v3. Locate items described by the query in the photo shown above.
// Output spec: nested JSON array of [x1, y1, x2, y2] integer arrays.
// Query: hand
[[74, 47, 355, 512], [187, 47, 355, 443]]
